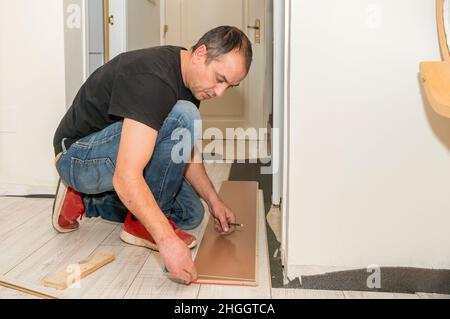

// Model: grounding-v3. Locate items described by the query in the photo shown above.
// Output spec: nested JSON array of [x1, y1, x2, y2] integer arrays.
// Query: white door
[[107, 0, 163, 60], [165, 0, 268, 139], [127, 0, 161, 51], [108, 0, 127, 61]]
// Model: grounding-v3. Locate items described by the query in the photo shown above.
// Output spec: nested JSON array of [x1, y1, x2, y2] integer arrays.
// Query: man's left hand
[[208, 199, 236, 235]]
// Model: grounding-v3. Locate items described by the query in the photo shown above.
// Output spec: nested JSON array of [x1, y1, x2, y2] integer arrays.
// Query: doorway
[[85, 0, 272, 140], [83, 0, 283, 206], [164, 0, 270, 138]]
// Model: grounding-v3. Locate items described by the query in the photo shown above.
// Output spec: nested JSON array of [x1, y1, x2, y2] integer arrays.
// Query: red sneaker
[[120, 213, 197, 251], [52, 179, 85, 233]]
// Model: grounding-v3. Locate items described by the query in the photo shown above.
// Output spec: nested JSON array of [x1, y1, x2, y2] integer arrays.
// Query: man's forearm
[[113, 174, 176, 244]]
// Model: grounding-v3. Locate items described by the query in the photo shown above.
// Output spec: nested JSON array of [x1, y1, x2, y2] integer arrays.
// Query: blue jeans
[[55, 100, 205, 230]]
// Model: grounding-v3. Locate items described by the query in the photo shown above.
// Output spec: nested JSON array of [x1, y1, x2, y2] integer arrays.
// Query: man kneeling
[[52, 26, 253, 285]]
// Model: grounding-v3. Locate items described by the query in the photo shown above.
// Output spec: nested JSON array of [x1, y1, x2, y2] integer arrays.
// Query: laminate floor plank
[[0, 198, 52, 237], [0, 204, 57, 275], [197, 191, 271, 299]]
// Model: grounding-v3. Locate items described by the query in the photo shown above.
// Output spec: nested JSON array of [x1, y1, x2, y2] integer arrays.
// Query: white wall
[[0, 0, 67, 195], [286, 0, 450, 277], [64, 0, 86, 106]]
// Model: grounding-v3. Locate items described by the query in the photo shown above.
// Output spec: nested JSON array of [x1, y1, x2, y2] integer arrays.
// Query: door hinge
[[108, 15, 115, 26]]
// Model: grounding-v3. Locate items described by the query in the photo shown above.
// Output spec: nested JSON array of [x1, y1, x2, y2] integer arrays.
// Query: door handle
[[247, 19, 261, 44]]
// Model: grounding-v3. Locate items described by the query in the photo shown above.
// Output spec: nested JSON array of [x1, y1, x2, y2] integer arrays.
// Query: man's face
[[189, 46, 248, 101]]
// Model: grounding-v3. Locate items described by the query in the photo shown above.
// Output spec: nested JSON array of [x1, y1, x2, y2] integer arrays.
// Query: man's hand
[[208, 199, 236, 235], [158, 235, 198, 285]]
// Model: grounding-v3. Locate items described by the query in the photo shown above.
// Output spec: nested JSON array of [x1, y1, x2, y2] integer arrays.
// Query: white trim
[[280, 0, 291, 274], [272, 0, 284, 206], [0, 183, 56, 196]]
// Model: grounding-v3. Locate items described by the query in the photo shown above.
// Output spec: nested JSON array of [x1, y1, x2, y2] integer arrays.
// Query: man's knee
[[191, 200, 205, 227], [181, 199, 205, 230]]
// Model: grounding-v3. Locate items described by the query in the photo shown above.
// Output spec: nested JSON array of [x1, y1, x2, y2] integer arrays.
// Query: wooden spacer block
[[43, 253, 115, 290]]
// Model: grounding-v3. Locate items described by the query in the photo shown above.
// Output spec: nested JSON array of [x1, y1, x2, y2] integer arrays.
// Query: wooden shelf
[[420, 61, 450, 118], [419, 1, 450, 118]]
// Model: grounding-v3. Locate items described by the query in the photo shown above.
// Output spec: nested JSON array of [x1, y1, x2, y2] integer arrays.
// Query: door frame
[[104, 0, 110, 62], [107, 0, 128, 61], [282, 0, 291, 277], [273, 0, 290, 270]]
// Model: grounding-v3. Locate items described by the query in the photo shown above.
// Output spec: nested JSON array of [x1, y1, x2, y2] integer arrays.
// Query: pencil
[[228, 222, 244, 227]]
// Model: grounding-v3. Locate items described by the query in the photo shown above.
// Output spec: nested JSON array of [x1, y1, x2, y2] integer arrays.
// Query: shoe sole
[[119, 230, 197, 251], [52, 179, 79, 233]]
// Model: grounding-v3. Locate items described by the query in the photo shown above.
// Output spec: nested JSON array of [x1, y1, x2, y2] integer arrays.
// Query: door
[[127, 0, 161, 51], [107, 0, 127, 61], [107, 0, 163, 61], [165, 0, 267, 139]]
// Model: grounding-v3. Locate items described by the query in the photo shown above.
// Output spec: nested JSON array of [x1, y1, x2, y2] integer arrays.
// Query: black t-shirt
[[53, 46, 199, 156]]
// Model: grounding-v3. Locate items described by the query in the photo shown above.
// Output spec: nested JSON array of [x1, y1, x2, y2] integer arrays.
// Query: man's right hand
[[158, 235, 198, 285]]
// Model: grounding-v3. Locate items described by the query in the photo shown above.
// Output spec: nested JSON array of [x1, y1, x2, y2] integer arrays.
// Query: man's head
[[182, 26, 253, 101]]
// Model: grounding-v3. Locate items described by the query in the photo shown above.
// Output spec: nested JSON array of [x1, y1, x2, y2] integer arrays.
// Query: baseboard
[[0, 183, 56, 196]]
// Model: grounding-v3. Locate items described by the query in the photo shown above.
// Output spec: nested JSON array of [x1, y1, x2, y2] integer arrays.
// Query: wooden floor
[[0, 163, 448, 299], [0, 163, 272, 299]]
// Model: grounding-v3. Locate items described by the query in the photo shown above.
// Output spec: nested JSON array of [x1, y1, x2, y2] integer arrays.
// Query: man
[[52, 26, 253, 285]]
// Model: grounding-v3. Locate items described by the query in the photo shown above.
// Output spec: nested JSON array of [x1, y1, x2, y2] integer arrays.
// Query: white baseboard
[[0, 183, 56, 196]]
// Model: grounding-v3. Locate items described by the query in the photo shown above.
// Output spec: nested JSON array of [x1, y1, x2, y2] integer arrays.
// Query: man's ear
[[192, 44, 208, 64]]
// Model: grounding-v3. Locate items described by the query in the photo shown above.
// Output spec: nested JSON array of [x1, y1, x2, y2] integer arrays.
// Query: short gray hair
[[192, 26, 253, 73]]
